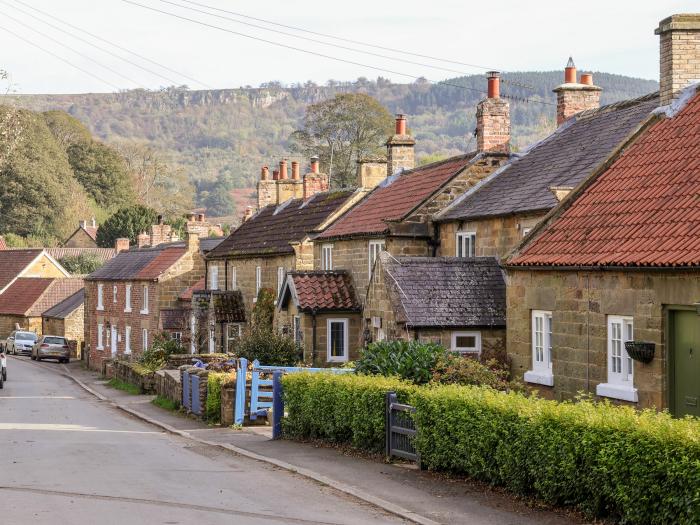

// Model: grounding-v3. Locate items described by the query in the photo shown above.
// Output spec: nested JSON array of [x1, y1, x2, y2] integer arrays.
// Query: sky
[[0, 0, 697, 94]]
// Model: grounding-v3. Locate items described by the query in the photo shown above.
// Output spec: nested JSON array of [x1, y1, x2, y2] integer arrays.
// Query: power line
[[0, 10, 143, 88], [121, 0, 554, 105], [0, 23, 121, 90], [8, 0, 213, 90]]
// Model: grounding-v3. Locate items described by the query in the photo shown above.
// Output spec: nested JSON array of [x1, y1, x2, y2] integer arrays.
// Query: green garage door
[[672, 310, 700, 418]]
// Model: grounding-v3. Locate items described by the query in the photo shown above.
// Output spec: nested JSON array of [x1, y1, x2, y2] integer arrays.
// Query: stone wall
[[505, 268, 700, 409], [438, 212, 545, 259], [0, 315, 40, 338], [155, 369, 182, 407], [112, 359, 156, 394], [42, 304, 85, 357]]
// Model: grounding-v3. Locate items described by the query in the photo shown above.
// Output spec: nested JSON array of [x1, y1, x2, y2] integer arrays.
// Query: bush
[[430, 354, 520, 392], [59, 253, 104, 275], [282, 372, 415, 452], [138, 332, 183, 372], [355, 340, 445, 384], [412, 385, 700, 524], [251, 288, 275, 329], [237, 326, 301, 366], [206, 371, 235, 423]]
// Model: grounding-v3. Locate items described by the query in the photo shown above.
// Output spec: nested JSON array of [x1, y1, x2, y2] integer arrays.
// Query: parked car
[[6, 331, 38, 356], [0, 350, 5, 388], [31, 335, 70, 363]]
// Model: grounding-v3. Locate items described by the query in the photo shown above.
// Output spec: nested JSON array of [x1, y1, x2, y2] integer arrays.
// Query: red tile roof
[[83, 226, 98, 241], [0, 278, 54, 315], [510, 89, 700, 268], [0, 249, 44, 292], [319, 154, 475, 239], [282, 271, 360, 311], [179, 277, 205, 301], [0, 237, 6, 250]]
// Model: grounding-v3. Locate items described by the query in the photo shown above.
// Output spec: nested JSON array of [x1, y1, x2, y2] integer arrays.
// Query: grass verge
[[106, 377, 141, 395], [152, 395, 179, 411]]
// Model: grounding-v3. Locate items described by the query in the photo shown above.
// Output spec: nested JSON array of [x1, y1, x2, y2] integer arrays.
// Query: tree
[[289, 93, 394, 188], [59, 253, 104, 275], [0, 70, 22, 172], [96, 205, 158, 248]]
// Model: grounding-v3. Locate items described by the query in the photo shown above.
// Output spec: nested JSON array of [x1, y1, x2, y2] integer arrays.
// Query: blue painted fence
[[182, 370, 191, 411], [191, 373, 202, 416]]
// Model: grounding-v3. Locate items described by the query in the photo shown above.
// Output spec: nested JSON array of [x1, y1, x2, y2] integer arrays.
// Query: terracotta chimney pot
[[272, 169, 279, 180], [580, 73, 593, 86], [487, 71, 500, 98], [395, 114, 407, 135], [279, 159, 288, 180], [310, 156, 320, 173], [291, 161, 300, 180], [261, 166, 269, 180], [564, 56, 577, 84]]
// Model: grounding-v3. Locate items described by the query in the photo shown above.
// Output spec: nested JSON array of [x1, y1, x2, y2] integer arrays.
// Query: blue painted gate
[[191, 373, 202, 415], [182, 370, 191, 411]]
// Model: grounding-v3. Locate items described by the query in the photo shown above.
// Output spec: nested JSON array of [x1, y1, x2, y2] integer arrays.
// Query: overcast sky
[[0, 0, 696, 94]]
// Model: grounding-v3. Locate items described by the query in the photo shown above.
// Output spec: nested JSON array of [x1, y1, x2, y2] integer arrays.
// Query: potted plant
[[625, 341, 655, 364]]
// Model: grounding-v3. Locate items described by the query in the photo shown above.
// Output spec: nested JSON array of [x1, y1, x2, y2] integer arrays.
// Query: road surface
[[0, 357, 405, 525]]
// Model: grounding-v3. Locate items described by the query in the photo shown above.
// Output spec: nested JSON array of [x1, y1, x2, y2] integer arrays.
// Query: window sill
[[96, 307, 104, 311], [96, 346, 104, 351], [140, 310, 149, 315], [124, 308, 132, 313], [327, 356, 348, 363], [596, 382, 638, 403], [524, 370, 554, 387]]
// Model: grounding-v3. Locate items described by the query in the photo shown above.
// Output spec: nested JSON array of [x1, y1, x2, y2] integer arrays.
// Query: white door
[[111, 326, 117, 356]]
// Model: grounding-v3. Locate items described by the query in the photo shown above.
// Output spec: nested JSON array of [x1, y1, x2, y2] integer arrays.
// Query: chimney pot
[[279, 159, 288, 180], [564, 57, 577, 84], [261, 166, 269, 180], [487, 71, 500, 98], [272, 169, 279, 181], [157, 214, 163, 225], [197, 213, 205, 222], [291, 161, 300, 180], [310, 156, 320, 173], [395, 114, 407, 135]]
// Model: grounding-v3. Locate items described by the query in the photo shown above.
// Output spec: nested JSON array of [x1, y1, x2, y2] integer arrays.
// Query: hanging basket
[[625, 341, 655, 364]]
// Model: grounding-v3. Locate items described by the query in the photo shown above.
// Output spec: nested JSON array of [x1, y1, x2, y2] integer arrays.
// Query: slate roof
[[0, 278, 83, 316], [85, 245, 186, 281], [279, 271, 360, 312], [510, 88, 700, 268], [208, 191, 354, 258], [0, 249, 45, 292], [160, 308, 188, 330], [319, 154, 477, 240], [42, 289, 85, 319], [438, 93, 659, 221], [379, 253, 505, 328]]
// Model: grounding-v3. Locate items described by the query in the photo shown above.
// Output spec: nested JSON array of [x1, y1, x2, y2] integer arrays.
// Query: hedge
[[205, 372, 235, 423], [281, 373, 700, 524], [281, 373, 415, 451]]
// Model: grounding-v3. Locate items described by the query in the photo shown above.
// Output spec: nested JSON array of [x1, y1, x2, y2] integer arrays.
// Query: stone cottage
[[505, 14, 700, 416], [63, 218, 98, 248], [42, 289, 85, 357]]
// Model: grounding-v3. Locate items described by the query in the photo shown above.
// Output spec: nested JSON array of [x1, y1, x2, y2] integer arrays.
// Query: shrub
[[59, 253, 104, 275], [412, 385, 700, 524], [355, 340, 445, 384], [138, 332, 183, 372], [430, 354, 520, 392], [251, 288, 275, 329], [282, 372, 415, 451], [206, 371, 235, 423], [237, 326, 301, 366]]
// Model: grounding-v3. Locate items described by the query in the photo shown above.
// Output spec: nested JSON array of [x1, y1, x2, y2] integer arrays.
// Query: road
[[0, 357, 406, 525]]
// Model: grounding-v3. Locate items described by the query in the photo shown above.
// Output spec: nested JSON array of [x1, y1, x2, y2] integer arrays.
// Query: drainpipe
[[204, 260, 209, 290], [311, 310, 317, 366], [428, 222, 441, 257]]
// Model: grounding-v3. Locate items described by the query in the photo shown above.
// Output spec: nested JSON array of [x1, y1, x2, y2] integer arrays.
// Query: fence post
[[272, 370, 283, 440], [385, 391, 394, 460], [234, 357, 247, 425]]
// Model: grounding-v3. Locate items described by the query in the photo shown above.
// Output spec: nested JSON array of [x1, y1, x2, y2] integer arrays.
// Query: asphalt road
[[0, 357, 406, 525]]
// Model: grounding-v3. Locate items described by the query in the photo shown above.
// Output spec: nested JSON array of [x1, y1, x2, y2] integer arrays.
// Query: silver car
[[6, 331, 38, 356], [32, 335, 70, 363]]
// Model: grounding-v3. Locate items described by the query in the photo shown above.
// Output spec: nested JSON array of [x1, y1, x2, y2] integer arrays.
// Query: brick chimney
[[476, 71, 510, 154], [137, 232, 149, 248], [115, 238, 130, 253], [553, 58, 602, 126], [185, 225, 200, 253], [303, 155, 329, 199], [386, 114, 415, 174], [356, 157, 388, 190], [656, 14, 700, 107], [257, 165, 276, 209]]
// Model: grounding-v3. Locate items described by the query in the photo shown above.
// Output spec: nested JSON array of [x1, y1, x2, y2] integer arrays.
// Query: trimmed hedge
[[206, 372, 235, 423], [281, 373, 415, 451], [281, 373, 700, 523]]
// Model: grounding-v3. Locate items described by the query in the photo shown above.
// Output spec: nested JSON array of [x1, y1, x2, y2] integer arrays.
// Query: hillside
[[6, 72, 657, 214]]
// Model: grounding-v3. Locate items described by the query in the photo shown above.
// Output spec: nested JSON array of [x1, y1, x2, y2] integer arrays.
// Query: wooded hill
[[6, 71, 657, 215]]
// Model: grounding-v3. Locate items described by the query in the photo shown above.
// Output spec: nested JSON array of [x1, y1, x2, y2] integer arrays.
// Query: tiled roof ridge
[[289, 269, 349, 276], [575, 91, 659, 120], [401, 152, 476, 176]]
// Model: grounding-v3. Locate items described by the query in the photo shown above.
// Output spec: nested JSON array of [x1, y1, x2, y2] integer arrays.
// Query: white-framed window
[[368, 240, 385, 277], [597, 316, 637, 402], [277, 267, 285, 297], [231, 265, 237, 290], [97, 284, 104, 310], [140, 284, 149, 314], [142, 328, 148, 351], [171, 332, 182, 342], [255, 266, 262, 297], [524, 310, 554, 386], [209, 264, 219, 290], [456, 231, 476, 258], [321, 244, 333, 271], [124, 325, 131, 354], [226, 323, 242, 352], [124, 284, 132, 312], [451, 331, 482, 355], [113, 285, 118, 303], [97, 323, 104, 350], [327, 318, 349, 363], [522, 227, 532, 237]]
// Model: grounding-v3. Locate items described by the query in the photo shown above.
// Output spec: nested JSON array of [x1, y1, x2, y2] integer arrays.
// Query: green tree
[[96, 205, 158, 248], [59, 253, 104, 275], [67, 141, 133, 209], [290, 93, 394, 188]]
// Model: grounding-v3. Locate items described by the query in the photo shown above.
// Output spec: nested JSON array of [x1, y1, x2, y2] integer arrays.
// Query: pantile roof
[[42, 289, 85, 319], [438, 94, 659, 221], [510, 88, 700, 267], [0, 278, 83, 316], [86, 245, 186, 281], [319, 154, 476, 239], [208, 191, 353, 258], [46, 247, 116, 265], [379, 253, 505, 328], [279, 271, 360, 312], [0, 249, 45, 292], [83, 226, 98, 241]]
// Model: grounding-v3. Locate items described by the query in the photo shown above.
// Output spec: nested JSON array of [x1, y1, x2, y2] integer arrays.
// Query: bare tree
[[0, 70, 23, 170]]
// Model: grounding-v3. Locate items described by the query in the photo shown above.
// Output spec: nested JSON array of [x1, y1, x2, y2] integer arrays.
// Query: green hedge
[[281, 373, 700, 523], [414, 386, 700, 524], [281, 373, 415, 451], [206, 372, 235, 423]]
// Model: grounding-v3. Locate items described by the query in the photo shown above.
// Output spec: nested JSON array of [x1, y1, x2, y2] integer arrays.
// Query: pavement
[[6, 356, 588, 525]]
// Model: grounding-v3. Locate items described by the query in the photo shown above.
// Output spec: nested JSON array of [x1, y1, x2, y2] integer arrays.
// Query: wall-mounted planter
[[625, 341, 655, 364]]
